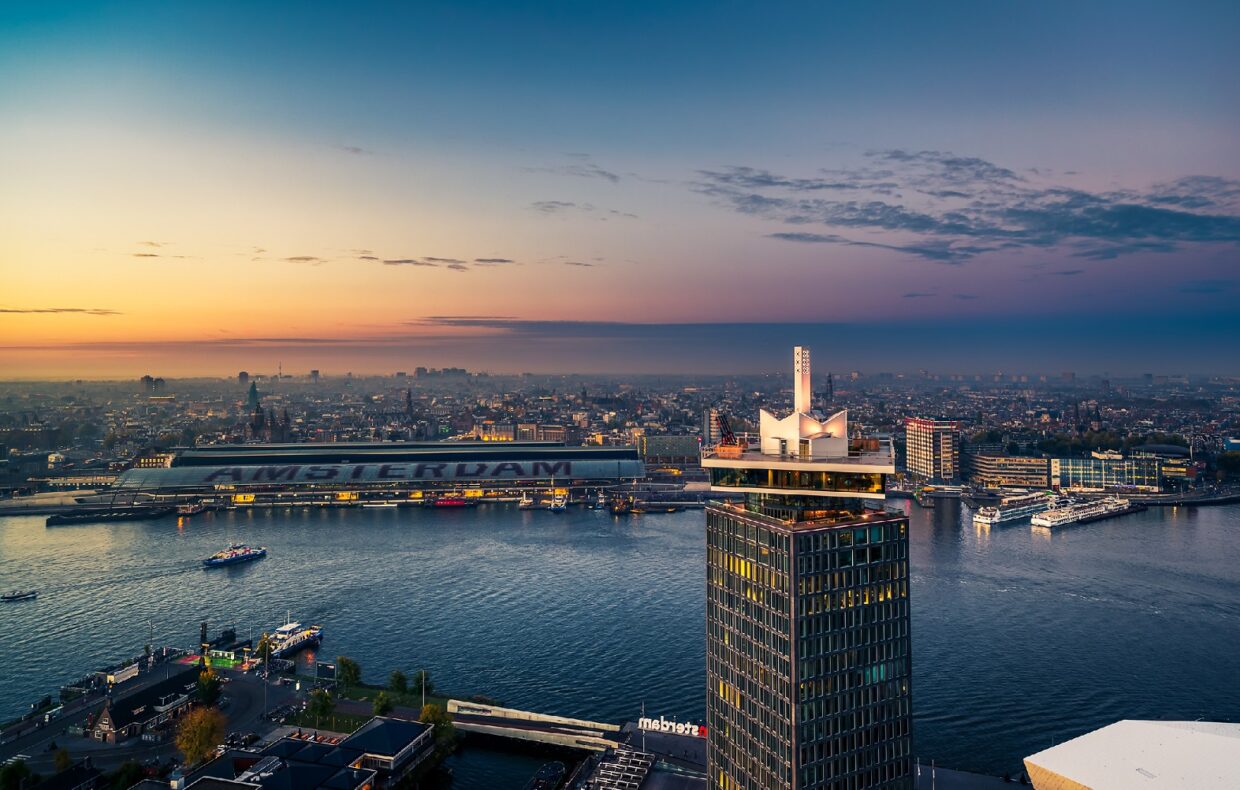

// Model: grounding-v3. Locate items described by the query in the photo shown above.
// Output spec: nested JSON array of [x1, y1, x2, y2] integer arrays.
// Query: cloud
[[473, 258, 516, 265], [1178, 278, 1234, 294], [902, 292, 934, 298], [383, 259, 437, 267], [336, 144, 374, 156], [529, 160, 620, 183], [137, 241, 166, 247], [358, 255, 379, 261], [283, 255, 324, 263], [424, 257, 465, 265], [531, 200, 587, 214], [446, 263, 469, 272], [132, 253, 161, 257], [0, 307, 121, 315], [563, 261, 594, 267], [608, 210, 638, 219], [697, 151, 1240, 263]]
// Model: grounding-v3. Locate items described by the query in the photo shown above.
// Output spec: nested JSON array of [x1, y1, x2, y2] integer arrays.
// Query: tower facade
[[702, 348, 913, 790], [905, 417, 961, 483]]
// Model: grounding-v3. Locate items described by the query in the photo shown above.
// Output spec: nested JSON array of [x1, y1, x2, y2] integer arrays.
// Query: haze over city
[[3, 1, 1239, 377]]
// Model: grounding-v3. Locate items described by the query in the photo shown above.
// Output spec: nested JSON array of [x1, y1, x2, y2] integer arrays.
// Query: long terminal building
[[112, 441, 644, 505]]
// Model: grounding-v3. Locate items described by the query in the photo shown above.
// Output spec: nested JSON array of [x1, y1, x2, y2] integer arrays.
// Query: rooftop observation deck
[[701, 434, 895, 473]]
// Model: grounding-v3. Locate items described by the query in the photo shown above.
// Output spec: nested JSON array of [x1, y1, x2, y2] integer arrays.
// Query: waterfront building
[[110, 441, 644, 503], [639, 434, 702, 464], [904, 418, 960, 482], [1050, 451, 1162, 492], [91, 667, 197, 743], [701, 347, 912, 790], [1023, 719, 1240, 789], [968, 455, 1051, 489]]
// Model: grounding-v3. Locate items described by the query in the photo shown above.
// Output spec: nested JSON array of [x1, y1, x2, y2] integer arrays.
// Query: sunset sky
[[3, 1, 1238, 377]]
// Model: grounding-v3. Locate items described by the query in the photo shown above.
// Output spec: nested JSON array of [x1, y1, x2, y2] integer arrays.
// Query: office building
[[701, 347, 912, 790], [904, 418, 960, 482], [968, 455, 1051, 489], [703, 407, 722, 447], [1050, 450, 1162, 492]]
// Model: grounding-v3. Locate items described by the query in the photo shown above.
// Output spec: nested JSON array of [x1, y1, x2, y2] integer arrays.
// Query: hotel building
[[701, 347, 912, 790], [904, 418, 960, 483]]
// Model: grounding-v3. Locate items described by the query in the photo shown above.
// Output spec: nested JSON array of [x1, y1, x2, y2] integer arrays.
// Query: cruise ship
[[1031, 497, 1144, 529], [269, 619, 324, 658], [202, 544, 267, 568], [972, 491, 1059, 526]]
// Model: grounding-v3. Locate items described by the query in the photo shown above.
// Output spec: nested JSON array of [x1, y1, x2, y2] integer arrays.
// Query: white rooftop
[[1024, 720, 1240, 790]]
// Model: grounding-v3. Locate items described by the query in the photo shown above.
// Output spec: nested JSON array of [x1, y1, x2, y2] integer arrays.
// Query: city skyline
[[4, 1, 1239, 377]]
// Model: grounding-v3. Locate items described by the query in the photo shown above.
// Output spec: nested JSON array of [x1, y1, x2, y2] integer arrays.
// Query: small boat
[[362, 502, 398, 508], [609, 495, 633, 515], [548, 492, 568, 513], [518, 492, 535, 509], [202, 544, 268, 568], [433, 496, 470, 508], [176, 503, 206, 516], [595, 490, 608, 509], [2, 590, 38, 602]]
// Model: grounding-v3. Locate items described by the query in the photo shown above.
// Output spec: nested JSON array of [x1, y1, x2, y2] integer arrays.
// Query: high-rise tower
[[701, 347, 912, 790]]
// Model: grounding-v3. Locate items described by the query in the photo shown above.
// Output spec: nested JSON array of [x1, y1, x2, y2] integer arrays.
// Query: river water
[[2, 501, 1238, 783]]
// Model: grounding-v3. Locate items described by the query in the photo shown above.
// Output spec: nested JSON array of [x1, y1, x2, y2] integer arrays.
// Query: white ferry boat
[[972, 491, 1058, 526], [1031, 497, 1141, 528], [269, 618, 324, 658]]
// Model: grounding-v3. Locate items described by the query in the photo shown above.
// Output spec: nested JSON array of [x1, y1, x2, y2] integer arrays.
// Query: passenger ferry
[[269, 618, 324, 658], [518, 492, 536, 509], [1031, 497, 1144, 529], [548, 492, 568, 512], [202, 544, 268, 568], [972, 491, 1059, 526]]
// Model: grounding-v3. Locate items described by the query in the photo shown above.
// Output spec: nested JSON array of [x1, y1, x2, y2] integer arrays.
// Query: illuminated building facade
[[702, 348, 912, 790], [904, 417, 960, 482]]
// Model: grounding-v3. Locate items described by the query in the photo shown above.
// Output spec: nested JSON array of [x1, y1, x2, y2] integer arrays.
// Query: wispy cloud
[[902, 292, 934, 298], [383, 259, 437, 267], [137, 240, 166, 247], [283, 255, 325, 263], [531, 200, 587, 214], [696, 150, 1240, 263], [335, 144, 374, 156], [0, 307, 121, 315], [563, 261, 594, 267], [528, 158, 620, 184], [446, 263, 469, 272]]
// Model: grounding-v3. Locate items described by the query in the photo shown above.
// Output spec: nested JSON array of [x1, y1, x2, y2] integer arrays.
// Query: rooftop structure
[[1023, 720, 1240, 789]]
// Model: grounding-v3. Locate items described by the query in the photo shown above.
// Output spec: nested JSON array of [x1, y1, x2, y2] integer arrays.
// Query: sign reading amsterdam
[[638, 716, 707, 737], [114, 457, 645, 490]]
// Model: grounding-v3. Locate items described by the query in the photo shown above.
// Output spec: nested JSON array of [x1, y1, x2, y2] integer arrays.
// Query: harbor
[[2, 501, 1238, 781]]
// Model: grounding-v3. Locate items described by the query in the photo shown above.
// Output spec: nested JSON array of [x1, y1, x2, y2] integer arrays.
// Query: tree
[[307, 689, 335, 728], [0, 759, 32, 790], [418, 703, 455, 745], [373, 691, 394, 716], [53, 747, 73, 773], [197, 668, 222, 707], [176, 707, 227, 767], [412, 669, 434, 697], [256, 632, 275, 667], [107, 761, 146, 790], [336, 655, 361, 695], [388, 669, 408, 695]]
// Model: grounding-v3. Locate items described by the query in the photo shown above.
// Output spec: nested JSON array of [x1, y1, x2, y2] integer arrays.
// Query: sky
[[1, 0, 1238, 378]]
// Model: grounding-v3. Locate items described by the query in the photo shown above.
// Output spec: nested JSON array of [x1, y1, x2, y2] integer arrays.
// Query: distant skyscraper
[[905, 417, 960, 482], [310, 369, 320, 383], [701, 347, 912, 790], [246, 382, 260, 411], [238, 371, 249, 385]]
